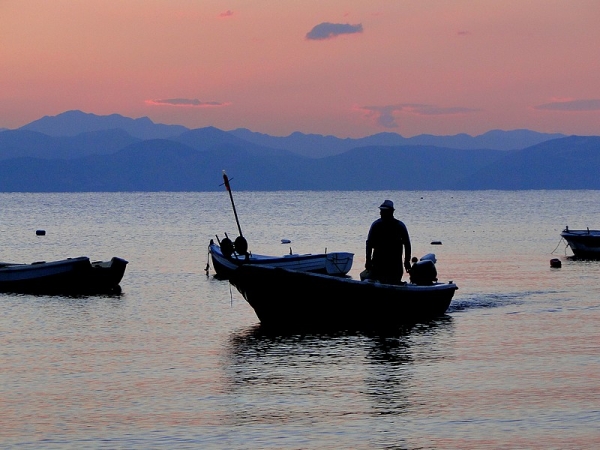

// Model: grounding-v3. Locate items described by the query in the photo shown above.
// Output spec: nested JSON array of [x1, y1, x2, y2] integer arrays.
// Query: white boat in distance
[[561, 227, 600, 259], [208, 240, 354, 279]]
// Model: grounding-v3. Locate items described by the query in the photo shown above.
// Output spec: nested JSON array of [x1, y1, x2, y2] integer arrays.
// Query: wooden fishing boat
[[0, 256, 128, 294], [229, 264, 458, 329], [209, 240, 353, 278], [561, 227, 600, 259]]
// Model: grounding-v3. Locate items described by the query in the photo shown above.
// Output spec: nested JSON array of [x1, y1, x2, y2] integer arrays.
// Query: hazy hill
[[0, 139, 311, 192], [1, 136, 598, 191], [11, 110, 566, 158], [20, 110, 188, 139], [0, 110, 597, 191], [453, 136, 600, 189], [171, 127, 292, 157], [300, 146, 507, 190], [0, 129, 139, 160], [229, 128, 566, 157]]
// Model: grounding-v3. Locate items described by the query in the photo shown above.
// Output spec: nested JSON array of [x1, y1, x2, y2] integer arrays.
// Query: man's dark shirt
[[366, 217, 411, 275]]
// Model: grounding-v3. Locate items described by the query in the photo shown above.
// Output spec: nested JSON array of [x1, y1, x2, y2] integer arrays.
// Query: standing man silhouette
[[365, 200, 412, 284]]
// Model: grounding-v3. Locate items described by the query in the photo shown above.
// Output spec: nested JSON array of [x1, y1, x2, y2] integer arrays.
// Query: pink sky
[[2, 0, 600, 137]]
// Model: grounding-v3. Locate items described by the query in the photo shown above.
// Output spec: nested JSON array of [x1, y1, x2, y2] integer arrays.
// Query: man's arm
[[365, 223, 375, 269], [401, 224, 412, 272], [365, 240, 373, 269]]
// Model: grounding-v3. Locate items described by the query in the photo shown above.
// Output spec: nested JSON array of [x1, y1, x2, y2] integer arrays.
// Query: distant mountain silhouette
[[0, 135, 598, 191], [0, 110, 597, 191], [300, 146, 506, 190], [0, 139, 309, 191], [452, 135, 600, 189], [171, 127, 294, 157], [11, 109, 565, 156], [20, 110, 188, 139], [229, 128, 566, 157], [0, 128, 139, 160]]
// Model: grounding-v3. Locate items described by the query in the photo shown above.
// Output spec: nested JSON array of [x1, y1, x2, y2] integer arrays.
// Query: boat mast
[[222, 170, 243, 238]]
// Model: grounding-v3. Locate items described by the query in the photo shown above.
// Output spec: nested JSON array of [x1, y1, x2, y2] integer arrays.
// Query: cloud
[[357, 104, 480, 128], [533, 99, 600, 112], [457, 30, 471, 36], [145, 99, 231, 108], [218, 10, 234, 18], [306, 22, 363, 40]]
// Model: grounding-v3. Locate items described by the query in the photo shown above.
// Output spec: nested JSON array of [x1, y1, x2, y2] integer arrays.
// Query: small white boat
[[561, 227, 600, 259], [208, 240, 353, 279], [211, 171, 353, 278]]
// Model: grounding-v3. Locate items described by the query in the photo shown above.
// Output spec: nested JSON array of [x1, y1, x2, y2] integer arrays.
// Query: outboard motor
[[220, 237, 234, 258], [234, 236, 249, 259], [410, 254, 438, 285]]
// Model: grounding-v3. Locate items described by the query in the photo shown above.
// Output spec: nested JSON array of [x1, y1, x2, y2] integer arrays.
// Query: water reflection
[[224, 318, 455, 429], [363, 318, 454, 417]]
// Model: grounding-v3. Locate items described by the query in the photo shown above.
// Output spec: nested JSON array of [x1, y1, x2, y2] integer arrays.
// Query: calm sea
[[1, 191, 599, 449]]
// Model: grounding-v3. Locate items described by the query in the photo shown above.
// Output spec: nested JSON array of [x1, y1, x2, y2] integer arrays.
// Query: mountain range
[[0, 110, 598, 191]]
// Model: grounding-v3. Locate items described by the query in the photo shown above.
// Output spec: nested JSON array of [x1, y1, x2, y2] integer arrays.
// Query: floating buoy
[[550, 258, 562, 268], [431, 241, 442, 245], [36, 229, 46, 236]]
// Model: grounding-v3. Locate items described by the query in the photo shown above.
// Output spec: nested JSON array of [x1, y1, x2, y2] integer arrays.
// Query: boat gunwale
[[209, 243, 353, 264], [232, 263, 458, 292]]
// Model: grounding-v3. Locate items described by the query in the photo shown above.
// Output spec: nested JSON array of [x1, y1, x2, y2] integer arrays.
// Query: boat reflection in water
[[223, 319, 455, 446]]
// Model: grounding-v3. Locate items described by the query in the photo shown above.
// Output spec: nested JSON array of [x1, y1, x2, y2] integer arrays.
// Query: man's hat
[[379, 199, 394, 210]]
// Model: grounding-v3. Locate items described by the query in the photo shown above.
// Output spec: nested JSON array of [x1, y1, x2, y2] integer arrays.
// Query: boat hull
[[209, 243, 353, 279], [229, 264, 458, 330], [561, 229, 600, 259], [0, 256, 128, 295]]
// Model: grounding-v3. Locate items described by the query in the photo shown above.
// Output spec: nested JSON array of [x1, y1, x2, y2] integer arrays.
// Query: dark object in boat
[[36, 229, 46, 236], [209, 240, 353, 279], [229, 264, 457, 330], [410, 259, 438, 285], [561, 227, 600, 259], [0, 256, 128, 295], [431, 240, 442, 245]]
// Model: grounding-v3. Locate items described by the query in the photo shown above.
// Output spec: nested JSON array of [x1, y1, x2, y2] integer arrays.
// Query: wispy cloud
[[145, 98, 231, 108], [356, 104, 480, 128], [218, 10, 234, 18], [457, 30, 471, 36], [533, 99, 600, 112], [306, 22, 363, 40]]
